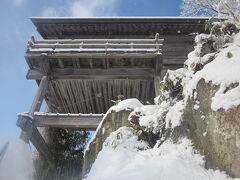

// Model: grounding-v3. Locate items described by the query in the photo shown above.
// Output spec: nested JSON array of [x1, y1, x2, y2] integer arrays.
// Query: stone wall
[[82, 110, 132, 177], [184, 79, 240, 177]]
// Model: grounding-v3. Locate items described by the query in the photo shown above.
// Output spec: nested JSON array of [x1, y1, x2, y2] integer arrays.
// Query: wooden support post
[[155, 54, 163, 76], [30, 126, 53, 161], [29, 76, 49, 116], [17, 114, 53, 161], [154, 34, 163, 97], [19, 75, 49, 142], [18, 76, 52, 161]]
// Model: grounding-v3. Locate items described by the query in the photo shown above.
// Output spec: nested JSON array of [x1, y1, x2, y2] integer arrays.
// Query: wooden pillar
[[19, 76, 49, 141], [154, 33, 163, 97], [17, 76, 53, 161], [154, 54, 163, 97], [29, 76, 49, 116]]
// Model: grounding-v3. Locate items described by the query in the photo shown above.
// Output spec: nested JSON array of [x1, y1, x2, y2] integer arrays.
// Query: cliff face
[[184, 79, 240, 177]]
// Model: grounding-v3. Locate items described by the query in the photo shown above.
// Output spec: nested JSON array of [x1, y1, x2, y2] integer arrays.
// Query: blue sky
[[0, 0, 182, 137]]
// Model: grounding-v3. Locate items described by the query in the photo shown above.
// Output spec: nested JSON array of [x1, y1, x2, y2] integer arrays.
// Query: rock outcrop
[[82, 110, 132, 176], [184, 79, 240, 177]]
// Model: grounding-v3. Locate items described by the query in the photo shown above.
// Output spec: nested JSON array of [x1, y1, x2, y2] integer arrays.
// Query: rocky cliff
[[184, 79, 240, 177]]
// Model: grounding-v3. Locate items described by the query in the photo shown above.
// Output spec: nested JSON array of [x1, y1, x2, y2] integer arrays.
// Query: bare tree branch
[[181, 0, 240, 28]]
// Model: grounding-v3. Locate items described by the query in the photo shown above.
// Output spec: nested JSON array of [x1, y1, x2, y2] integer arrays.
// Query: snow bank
[[0, 136, 33, 180], [85, 131, 237, 180], [84, 99, 143, 154], [184, 32, 240, 110]]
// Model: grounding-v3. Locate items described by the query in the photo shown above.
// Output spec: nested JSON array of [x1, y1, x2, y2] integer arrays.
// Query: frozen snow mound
[[0, 136, 33, 180], [85, 133, 238, 180]]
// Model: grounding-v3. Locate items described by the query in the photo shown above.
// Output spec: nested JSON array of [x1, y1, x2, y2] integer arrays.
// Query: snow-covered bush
[[185, 19, 239, 72], [127, 68, 187, 148]]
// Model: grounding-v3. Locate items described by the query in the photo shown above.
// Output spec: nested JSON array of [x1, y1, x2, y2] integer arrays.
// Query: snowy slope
[[85, 127, 238, 180]]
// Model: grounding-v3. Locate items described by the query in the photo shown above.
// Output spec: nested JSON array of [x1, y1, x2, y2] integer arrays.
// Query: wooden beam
[[26, 69, 42, 80], [35, 38, 164, 44], [19, 76, 49, 142], [29, 76, 49, 115], [18, 76, 53, 162], [31, 43, 163, 49], [25, 52, 160, 59], [33, 113, 104, 130], [27, 68, 155, 80], [30, 126, 53, 161], [17, 114, 53, 161]]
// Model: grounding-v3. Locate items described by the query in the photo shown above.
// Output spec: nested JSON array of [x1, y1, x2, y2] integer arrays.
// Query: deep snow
[[85, 127, 239, 180]]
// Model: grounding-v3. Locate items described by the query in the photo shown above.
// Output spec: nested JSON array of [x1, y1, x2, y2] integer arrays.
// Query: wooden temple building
[[17, 17, 208, 161]]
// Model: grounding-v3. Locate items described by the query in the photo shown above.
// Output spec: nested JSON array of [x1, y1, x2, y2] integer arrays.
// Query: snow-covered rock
[[86, 136, 237, 180], [182, 31, 240, 177], [184, 32, 240, 111]]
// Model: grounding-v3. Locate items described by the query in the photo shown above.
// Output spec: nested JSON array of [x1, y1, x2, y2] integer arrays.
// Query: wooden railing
[[27, 34, 163, 54]]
